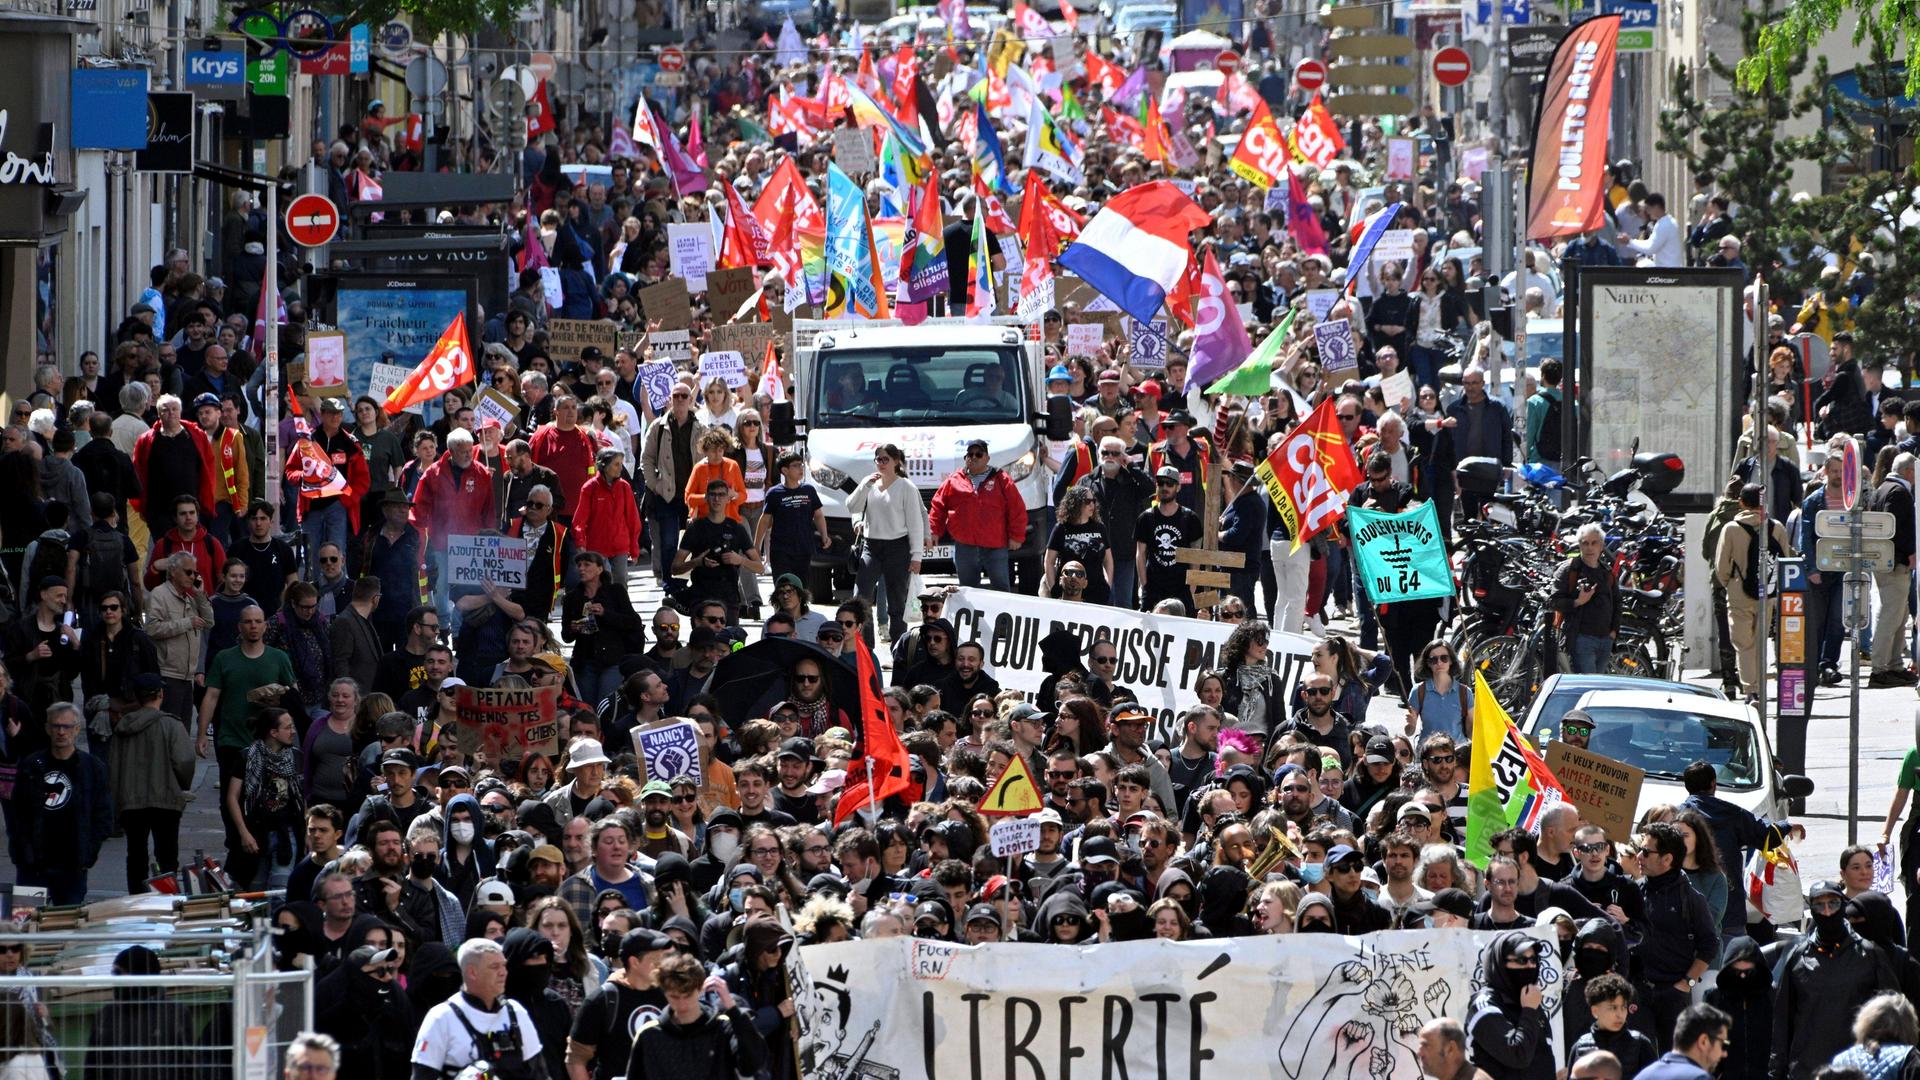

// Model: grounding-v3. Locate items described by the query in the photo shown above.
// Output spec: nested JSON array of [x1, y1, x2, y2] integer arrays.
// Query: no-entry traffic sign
[[285, 193, 339, 247], [1294, 58, 1327, 92], [1432, 46, 1473, 86], [1215, 50, 1241, 73], [658, 46, 686, 71]]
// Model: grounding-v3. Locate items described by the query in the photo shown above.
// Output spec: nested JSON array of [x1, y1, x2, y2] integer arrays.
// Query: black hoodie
[[1034, 888, 1093, 944], [624, 998, 769, 1080], [1848, 890, 1920, 1009], [1466, 931, 1554, 1080], [503, 928, 571, 1080], [316, 947, 413, 1080], [1560, 917, 1630, 1058], [1194, 865, 1258, 938], [1771, 917, 1899, 1080], [88, 946, 202, 1080], [1706, 937, 1774, 1080], [409, 942, 464, 1028]]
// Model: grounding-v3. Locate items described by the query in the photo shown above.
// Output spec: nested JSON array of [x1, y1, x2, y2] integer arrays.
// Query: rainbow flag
[[1465, 670, 1567, 868]]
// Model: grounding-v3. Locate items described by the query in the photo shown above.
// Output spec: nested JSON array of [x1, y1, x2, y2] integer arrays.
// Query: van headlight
[[1004, 449, 1036, 481], [811, 462, 850, 488]]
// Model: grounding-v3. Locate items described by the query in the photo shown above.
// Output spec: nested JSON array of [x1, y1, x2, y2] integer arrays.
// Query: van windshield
[[813, 347, 1026, 428]]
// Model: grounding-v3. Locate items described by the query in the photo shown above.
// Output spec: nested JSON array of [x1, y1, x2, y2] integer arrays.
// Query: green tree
[[1775, 32, 1920, 371], [1737, 0, 1919, 100], [1655, 0, 1833, 274]]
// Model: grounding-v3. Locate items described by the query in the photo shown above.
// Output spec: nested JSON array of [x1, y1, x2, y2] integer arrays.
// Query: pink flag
[[517, 217, 550, 273], [686, 101, 709, 168], [609, 120, 637, 159], [1285, 166, 1329, 257], [649, 101, 708, 195], [1185, 248, 1253, 389]]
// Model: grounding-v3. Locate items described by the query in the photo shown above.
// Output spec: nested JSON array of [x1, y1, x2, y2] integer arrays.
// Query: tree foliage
[[231, 0, 523, 50], [1737, 0, 1920, 101]]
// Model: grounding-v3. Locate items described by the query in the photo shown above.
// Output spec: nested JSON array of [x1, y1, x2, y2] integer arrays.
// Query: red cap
[[1135, 380, 1164, 400]]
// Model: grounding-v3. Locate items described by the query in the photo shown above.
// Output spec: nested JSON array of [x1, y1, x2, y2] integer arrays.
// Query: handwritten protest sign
[[370, 362, 421, 414], [1315, 318, 1357, 372], [1385, 136, 1416, 180], [1380, 369, 1416, 410], [988, 817, 1041, 857], [698, 350, 749, 388], [633, 720, 703, 784], [1304, 289, 1341, 323], [639, 279, 692, 330], [472, 387, 522, 431], [833, 127, 878, 175], [1347, 502, 1452, 604], [1544, 743, 1646, 842], [452, 685, 562, 759], [645, 328, 694, 363], [546, 318, 621, 358], [706, 267, 759, 323], [1065, 323, 1104, 354], [638, 360, 677, 411], [445, 534, 529, 587], [667, 222, 713, 291], [709, 321, 781, 359]]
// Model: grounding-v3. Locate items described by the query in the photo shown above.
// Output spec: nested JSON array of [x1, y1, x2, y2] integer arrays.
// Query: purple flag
[[1186, 247, 1253, 389]]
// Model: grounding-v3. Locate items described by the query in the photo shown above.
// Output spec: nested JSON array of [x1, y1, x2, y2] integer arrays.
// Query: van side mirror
[[1779, 773, 1815, 799], [1043, 395, 1073, 442], [769, 401, 797, 446]]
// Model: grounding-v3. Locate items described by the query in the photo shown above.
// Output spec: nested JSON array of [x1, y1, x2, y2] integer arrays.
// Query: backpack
[[444, 996, 540, 1080], [22, 530, 68, 596], [1738, 522, 1782, 600], [81, 525, 128, 600], [1413, 680, 1469, 720], [1536, 393, 1563, 458]]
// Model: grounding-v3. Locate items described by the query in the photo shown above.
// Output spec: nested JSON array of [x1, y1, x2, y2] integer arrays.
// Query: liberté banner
[[1525, 14, 1621, 241], [790, 930, 1565, 1080], [942, 588, 1314, 742]]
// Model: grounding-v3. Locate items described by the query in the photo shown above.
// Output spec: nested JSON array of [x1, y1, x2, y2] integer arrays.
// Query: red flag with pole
[[384, 313, 475, 414], [833, 633, 915, 823]]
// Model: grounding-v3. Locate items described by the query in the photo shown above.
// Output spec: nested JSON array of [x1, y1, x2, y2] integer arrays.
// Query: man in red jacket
[[928, 439, 1027, 592], [528, 394, 597, 526], [410, 428, 498, 632], [131, 394, 217, 541]]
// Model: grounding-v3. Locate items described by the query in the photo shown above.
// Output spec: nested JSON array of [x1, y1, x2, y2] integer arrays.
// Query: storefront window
[[34, 243, 56, 366]]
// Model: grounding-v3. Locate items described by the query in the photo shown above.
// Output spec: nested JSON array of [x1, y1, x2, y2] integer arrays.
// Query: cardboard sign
[[1315, 319, 1357, 373], [445, 533, 529, 587], [1373, 229, 1418, 264], [833, 126, 878, 175], [706, 267, 759, 323], [1543, 743, 1647, 843], [472, 386, 523, 431], [546, 318, 621, 358], [708, 321, 782, 359], [989, 817, 1042, 857], [633, 719, 703, 784], [648, 327, 694, 363], [638, 359, 677, 411], [1065, 322, 1104, 355], [667, 222, 714, 292], [1380, 369, 1416, 409], [698, 349, 749, 388], [1304, 289, 1341, 323], [305, 331, 349, 393], [639, 278, 693, 330], [370, 361, 423, 415], [452, 684, 562, 759]]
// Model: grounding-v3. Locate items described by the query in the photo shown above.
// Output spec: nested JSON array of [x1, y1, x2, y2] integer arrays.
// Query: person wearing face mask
[[1705, 938, 1774, 1080], [1193, 864, 1258, 937], [315, 944, 412, 1080], [438, 794, 497, 909], [1294, 893, 1338, 933], [686, 808, 743, 895], [407, 942, 464, 1027], [1411, 887, 1476, 930], [502, 929, 570, 1080], [1560, 917, 1632, 1050], [1847, 889, 1920, 1005], [1768, 879, 1899, 1080], [1466, 932, 1554, 1080]]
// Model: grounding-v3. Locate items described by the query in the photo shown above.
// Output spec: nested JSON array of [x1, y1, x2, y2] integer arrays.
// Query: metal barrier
[[0, 924, 313, 1080]]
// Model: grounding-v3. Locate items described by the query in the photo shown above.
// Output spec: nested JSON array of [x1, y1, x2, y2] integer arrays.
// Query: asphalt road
[[4, 566, 1908, 904]]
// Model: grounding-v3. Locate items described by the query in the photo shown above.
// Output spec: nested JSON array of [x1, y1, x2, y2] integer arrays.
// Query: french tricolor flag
[[1058, 181, 1211, 327]]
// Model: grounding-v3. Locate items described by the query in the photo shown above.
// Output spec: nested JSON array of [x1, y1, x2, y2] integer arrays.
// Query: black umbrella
[[708, 638, 862, 730]]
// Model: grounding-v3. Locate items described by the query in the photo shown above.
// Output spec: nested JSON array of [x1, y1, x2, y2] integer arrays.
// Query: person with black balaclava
[[1295, 893, 1338, 933], [1847, 890, 1920, 1008], [317, 944, 412, 1080], [88, 945, 200, 1080], [407, 942, 464, 1030], [1466, 932, 1554, 1080], [502, 929, 570, 1080], [1770, 879, 1899, 1080], [1560, 917, 1631, 1060], [1706, 938, 1775, 1080], [1034, 627, 1086, 714], [1193, 865, 1258, 938], [722, 920, 798, 1080]]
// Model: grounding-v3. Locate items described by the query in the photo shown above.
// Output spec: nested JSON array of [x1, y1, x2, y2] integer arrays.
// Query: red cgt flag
[[384, 312, 475, 414], [1256, 396, 1365, 552], [833, 633, 915, 823]]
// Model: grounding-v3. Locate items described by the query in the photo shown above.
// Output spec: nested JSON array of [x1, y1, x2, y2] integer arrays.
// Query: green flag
[[1205, 308, 1297, 396], [1347, 501, 1453, 604]]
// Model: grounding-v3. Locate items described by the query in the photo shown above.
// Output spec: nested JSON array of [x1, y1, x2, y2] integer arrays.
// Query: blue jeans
[[1811, 578, 1845, 668], [954, 544, 1010, 591], [1326, 544, 1353, 609], [649, 496, 687, 581], [1571, 633, 1613, 674], [1407, 344, 1445, 394], [300, 501, 349, 575], [574, 662, 622, 709]]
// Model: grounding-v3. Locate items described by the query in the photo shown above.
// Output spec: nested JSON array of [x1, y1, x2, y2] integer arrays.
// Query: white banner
[[941, 588, 1313, 743], [792, 930, 1565, 1080], [444, 534, 529, 587]]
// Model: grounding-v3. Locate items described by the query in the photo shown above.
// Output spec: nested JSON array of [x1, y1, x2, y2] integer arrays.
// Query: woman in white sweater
[[847, 443, 926, 641]]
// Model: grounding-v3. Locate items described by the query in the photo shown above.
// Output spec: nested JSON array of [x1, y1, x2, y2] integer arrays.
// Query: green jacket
[[108, 705, 195, 813], [1702, 495, 1743, 564]]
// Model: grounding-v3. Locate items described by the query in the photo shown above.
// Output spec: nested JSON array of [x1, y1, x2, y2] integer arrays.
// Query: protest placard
[[1065, 323, 1104, 354], [305, 331, 348, 394], [546, 318, 621, 358], [451, 684, 562, 759], [708, 321, 782, 359], [638, 360, 677, 411], [988, 817, 1041, 857], [942, 588, 1313, 745], [1385, 136, 1416, 180], [471, 386, 522, 432], [639, 279, 693, 330], [369, 362, 422, 414], [833, 127, 878, 175], [1347, 502, 1453, 604], [1373, 229, 1418, 264], [789, 927, 1565, 1080], [632, 719, 703, 784], [706, 267, 759, 323], [1128, 318, 1168, 369], [646, 328, 694, 363], [1315, 319, 1357, 372], [540, 267, 564, 309], [1265, 184, 1290, 212], [667, 222, 714, 292], [698, 350, 749, 389], [1303, 289, 1341, 323], [1543, 743, 1647, 842], [1380, 369, 1416, 410], [444, 533, 529, 587]]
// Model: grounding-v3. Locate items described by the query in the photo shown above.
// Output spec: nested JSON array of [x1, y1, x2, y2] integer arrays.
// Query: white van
[[767, 317, 1072, 598]]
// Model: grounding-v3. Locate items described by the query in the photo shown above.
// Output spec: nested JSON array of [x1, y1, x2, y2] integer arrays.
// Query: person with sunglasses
[[1566, 823, 1648, 939], [928, 438, 1027, 593], [1218, 618, 1286, 735], [1072, 435, 1155, 609], [1406, 639, 1470, 741], [1136, 465, 1203, 614], [1632, 823, 1726, 1047]]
